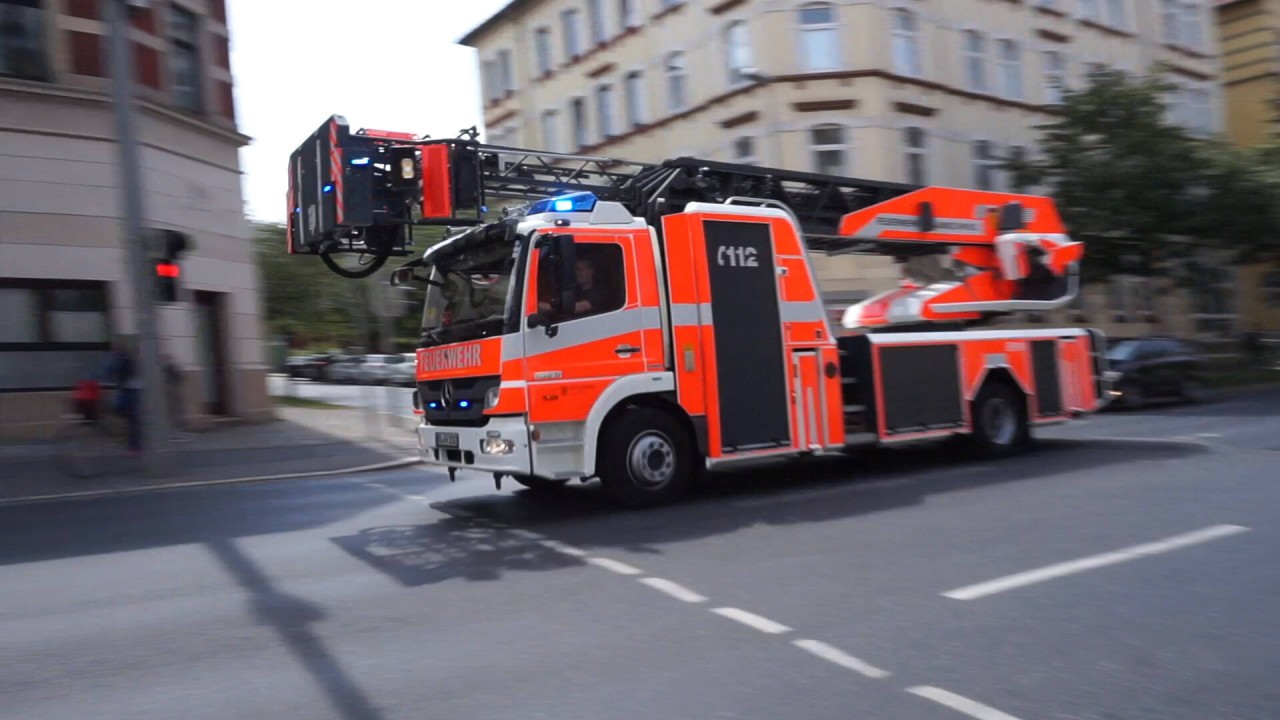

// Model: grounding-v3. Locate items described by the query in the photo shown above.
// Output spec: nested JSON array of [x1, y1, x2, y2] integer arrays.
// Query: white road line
[[942, 524, 1251, 601], [587, 557, 644, 575], [792, 639, 890, 679], [537, 539, 588, 557], [906, 687, 1022, 720], [505, 528, 546, 541], [711, 607, 792, 635], [638, 577, 708, 603]]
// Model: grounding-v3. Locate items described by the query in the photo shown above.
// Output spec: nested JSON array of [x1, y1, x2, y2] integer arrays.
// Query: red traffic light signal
[[155, 262, 180, 279]]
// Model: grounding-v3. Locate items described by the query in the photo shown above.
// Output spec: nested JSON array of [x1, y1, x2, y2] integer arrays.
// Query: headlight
[[485, 386, 500, 409], [481, 437, 514, 455]]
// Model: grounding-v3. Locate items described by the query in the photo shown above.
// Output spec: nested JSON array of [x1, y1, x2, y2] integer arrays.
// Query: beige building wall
[[0, 0, 269, 439], [465, 0, 1222, 335]]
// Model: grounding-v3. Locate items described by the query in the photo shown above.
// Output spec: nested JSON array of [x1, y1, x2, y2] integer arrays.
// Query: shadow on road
[[330, 516, 582, 587], [413, 438, 1210, 558], [207, 537, 386, 720]]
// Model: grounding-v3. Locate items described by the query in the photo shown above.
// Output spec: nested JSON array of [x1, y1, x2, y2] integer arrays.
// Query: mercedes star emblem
[[441, 381, 454, 407]]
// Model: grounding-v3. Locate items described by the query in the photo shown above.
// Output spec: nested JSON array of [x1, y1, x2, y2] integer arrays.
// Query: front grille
[[417, 375, 500, 427]]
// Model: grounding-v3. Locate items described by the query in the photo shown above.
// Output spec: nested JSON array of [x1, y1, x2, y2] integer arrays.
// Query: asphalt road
[[3, 387, 1277, 720]]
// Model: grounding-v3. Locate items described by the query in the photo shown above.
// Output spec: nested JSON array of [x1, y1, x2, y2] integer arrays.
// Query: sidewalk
[[0, 404, 423, 504]]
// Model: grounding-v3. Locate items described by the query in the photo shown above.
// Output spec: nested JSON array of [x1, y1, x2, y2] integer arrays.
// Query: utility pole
[[107, 0, 166, 472]]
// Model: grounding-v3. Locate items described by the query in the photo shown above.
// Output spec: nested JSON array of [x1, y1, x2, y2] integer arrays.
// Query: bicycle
[[52, 396, 131, 479]]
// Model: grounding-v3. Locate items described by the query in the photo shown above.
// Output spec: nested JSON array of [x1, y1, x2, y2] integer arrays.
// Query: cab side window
[[537, 242, 626, 320]]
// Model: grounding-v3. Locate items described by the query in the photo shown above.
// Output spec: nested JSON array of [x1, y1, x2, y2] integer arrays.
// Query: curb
[[0, 456, 424, 508]]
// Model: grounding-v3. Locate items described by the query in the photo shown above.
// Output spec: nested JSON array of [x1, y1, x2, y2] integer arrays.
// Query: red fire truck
[[288, 116, 1107, 506]]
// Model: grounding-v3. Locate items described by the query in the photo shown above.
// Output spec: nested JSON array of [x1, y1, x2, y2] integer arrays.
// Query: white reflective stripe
[[669, 303, 709, 326], [866, 328, 1088, 344], [501, 336, 523, 362], [526, 307, 646, 354], [639, 306, 663, 329], [780, 301, 825, 323], [499, 381, 527, 389]]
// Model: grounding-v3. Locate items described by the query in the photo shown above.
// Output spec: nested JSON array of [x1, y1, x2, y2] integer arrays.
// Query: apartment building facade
[[1217, 0, 1280, 331], [463, 0, 1222, 334], [0, 0, 269, 438]]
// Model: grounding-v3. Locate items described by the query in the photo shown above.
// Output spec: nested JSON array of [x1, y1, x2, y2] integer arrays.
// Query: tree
[[1009, 69, 1209, 282]]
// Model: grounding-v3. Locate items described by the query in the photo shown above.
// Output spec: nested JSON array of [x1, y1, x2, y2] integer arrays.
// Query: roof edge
[[459, 0, 530, 46]]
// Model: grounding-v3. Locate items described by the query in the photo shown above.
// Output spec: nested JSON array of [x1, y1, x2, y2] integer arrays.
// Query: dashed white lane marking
[[506, 527, 546, 541], [587, 557, 644, 575], [906, 686, 1023, 720], [711, 607, 792, 635], [639, 577, 708, 603], [536, 539, 589, 557], [943, 524, 1251, 601], [792, 639, 891, 679]]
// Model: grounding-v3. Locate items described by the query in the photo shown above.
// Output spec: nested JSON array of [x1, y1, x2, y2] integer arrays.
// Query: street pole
[[107, 0, 166, 472]]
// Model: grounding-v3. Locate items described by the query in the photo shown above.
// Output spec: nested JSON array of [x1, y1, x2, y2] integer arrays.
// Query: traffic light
[[150, 229, 192, 304]]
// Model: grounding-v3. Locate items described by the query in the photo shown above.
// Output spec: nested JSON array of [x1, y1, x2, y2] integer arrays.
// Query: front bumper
[[417, 415, 532, 476]]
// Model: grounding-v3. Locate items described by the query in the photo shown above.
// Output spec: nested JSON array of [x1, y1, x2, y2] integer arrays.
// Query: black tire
[[598, 407, 694, 508], [969, 381, 1029, 457], [511, 475, 570, 492]]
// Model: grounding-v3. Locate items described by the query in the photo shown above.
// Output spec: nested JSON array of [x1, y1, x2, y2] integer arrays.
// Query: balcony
[[0, 2, 49, 82]]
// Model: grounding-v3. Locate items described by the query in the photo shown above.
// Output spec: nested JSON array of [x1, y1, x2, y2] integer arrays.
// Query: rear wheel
[[969, 381, 1029, 457], [598, 408, 693, 508]]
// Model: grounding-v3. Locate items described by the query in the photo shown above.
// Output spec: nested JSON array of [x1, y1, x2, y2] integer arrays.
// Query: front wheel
[[969, 382, 1029, 457], [598, 408, 693, 508]]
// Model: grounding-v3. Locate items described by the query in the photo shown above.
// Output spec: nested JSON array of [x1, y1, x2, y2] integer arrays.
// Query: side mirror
[[390, 267, 415, 287], [917, 201, 936, 233], [998, 202, 1025, 232]]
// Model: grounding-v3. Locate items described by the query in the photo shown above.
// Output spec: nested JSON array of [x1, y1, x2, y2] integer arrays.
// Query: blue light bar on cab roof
[[528, 191, 597, 216]]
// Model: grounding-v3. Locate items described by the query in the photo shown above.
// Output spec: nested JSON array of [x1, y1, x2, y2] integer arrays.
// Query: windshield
[[1106, 340, 1139, 362], [418, 228, 524, 347]]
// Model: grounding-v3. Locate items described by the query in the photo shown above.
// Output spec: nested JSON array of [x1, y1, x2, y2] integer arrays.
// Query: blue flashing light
[[529, 191, 598, 216], [350, 157, 371, 166], [458, 400, 471, 409], [428, 401, 439, 409], [322, 184, 334, 193]]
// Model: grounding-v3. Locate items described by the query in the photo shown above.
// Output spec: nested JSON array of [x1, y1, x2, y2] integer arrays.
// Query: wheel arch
[[582, 373, 699, 477]]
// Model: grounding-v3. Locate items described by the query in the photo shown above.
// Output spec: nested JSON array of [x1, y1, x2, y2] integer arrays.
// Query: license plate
[[435, 432, 459, 449]]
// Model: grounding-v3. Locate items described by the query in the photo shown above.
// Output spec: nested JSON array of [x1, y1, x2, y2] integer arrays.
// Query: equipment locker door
[[701, 219, 792, 453]]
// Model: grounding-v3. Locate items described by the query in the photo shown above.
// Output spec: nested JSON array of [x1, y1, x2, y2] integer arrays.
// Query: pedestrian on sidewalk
[[103, 341, 141, 455]]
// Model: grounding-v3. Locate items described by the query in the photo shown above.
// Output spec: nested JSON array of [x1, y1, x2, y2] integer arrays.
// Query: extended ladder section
[[286, 115, 1085, 326]]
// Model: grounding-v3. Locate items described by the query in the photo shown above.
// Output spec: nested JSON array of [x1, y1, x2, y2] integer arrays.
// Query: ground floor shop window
[[0, 279, 111, 391]]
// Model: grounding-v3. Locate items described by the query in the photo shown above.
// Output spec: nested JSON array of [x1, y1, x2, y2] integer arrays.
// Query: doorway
[[194, 291, 229, 416]]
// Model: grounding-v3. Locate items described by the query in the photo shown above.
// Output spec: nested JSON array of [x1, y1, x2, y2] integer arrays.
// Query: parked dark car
[[285, 354, 332, 380], [1103, 337, 1206, 408]]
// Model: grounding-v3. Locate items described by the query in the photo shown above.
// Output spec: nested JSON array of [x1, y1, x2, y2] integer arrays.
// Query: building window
[[170, 5, 203, 112], [1043, 50, 1066, 105], [1079, 0, 1101, 21], [571, 96, 588, 150], [665, 51, 687, 112], [963, 30, 988, 93], [996, 39, 1022, 99], [534, 27, 552, 77], [0, 0, 48, 81], [618, 0, 637, 31], [562, 8, 582, 60], [481, 60, 496, 102], [809, 124, 848, 176], [891, 8, 922, 77], [733, 136, 756, 165], [1008, 145, 1028, 192], [1185, 85, 1212, 135], [0, 280, 112, 391], [588, 0, 607, 46], [624, 70, 645, 128], [496, 49, 514, 95], [723, 20, 753, 87], [1161, 0, 1179, 44], [1193, 265, 1235, 316], [596, 83, 615, 139], [902, 127, 927, 186], [798, 3, 839, 72], [1179, 1, 1204, 50], [972, 140, 999, 191], [1105, 0, 1127, 28], [541, 109, 560, 152]]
